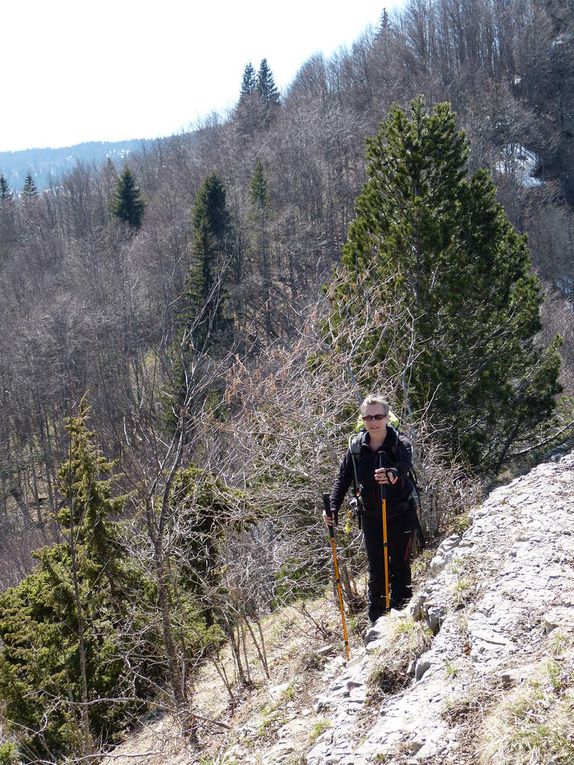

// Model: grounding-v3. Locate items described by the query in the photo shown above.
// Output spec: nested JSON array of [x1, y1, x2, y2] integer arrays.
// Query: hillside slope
[[309, 451, 574, 764], [100, 450, 574, 765], [0, 139, 148, 191]]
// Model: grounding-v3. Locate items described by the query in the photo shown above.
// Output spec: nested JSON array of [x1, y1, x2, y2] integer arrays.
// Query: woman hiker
[[324, 394, 416, 623]]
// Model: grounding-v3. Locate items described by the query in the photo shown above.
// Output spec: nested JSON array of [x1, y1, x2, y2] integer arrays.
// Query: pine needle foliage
[[110, 165, 146, 229], [256, 59, 281, 107], [250, 159, 269, 209], [0, 403, 158, 762], [328, 99, 562, 472], [240, 62, 257, 97], [21, 172, 38, 199], [184, 172, 233, 351], [163, 174, 235, 432], [0, 174, 12, 200]]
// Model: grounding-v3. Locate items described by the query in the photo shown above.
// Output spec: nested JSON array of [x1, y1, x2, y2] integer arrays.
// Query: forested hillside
[[0, 0, 573, 761], [0, 139, 145, 193]]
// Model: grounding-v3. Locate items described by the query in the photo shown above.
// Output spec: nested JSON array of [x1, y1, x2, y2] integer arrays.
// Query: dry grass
[[477, 632, 574, 765], [190, 594, 352, 759], [366, 616, 433, 699], [99, 594, 349, 765]]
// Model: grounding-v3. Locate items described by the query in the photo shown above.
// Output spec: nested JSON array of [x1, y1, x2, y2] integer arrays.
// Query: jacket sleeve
[[330, 450, 353, 514], [394, 434, 413, 476]]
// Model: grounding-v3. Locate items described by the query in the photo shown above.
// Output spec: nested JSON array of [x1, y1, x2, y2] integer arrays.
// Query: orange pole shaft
[[329, 531, 350, 661], [323, 493, 350, 660]]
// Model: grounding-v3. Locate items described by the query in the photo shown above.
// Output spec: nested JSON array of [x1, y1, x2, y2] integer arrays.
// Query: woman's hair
[[359, 394, 390, 415]]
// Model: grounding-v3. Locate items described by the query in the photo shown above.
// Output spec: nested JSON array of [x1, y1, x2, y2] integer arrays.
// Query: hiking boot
[[368, 607, 389, 624]]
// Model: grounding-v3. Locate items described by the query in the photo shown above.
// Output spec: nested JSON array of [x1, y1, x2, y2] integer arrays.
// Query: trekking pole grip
[[323, 492, 335, 538], [377, 452, 387, 502]]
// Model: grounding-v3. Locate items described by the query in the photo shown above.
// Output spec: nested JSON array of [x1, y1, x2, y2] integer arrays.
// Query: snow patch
[[495, 143, 543, 188]]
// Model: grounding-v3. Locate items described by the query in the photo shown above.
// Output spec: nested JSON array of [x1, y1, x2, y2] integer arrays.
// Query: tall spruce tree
[[329, 99, 562, 472], [240, 62, 257, 98], [21, 172, 38, 198], [249, 159, 273, 334], [256, 58, 281, 106], [0, 173, 16, 246], [0, 173, 12, 200], [250, 158, 269, 208], [110, 165, 146, 229], [0, 403, 157, 761], [182, 172, 232, 351], [235, 62, 259, 133], [235, 59, 280, 133], [164, 174, 234, 429]]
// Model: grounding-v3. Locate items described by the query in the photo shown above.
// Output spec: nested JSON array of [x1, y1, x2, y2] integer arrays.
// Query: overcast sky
[[2, 0, 406, 153]]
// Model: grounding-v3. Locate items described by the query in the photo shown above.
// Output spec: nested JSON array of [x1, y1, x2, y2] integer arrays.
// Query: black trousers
[[362, 507, 413, 619]]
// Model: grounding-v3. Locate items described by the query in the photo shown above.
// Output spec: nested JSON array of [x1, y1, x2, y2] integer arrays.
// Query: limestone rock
[[306, 451, 574, 765], [543, 605, 574, 633]]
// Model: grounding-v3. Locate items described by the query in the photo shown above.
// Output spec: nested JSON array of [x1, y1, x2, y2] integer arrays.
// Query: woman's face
[[361, 404, 388, 439]]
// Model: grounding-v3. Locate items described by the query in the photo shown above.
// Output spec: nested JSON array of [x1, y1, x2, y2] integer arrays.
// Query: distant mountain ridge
[[0, 138, 153, 192]]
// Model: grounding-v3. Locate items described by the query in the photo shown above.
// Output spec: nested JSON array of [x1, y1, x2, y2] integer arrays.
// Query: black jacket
[[330, 426, 413, 519]]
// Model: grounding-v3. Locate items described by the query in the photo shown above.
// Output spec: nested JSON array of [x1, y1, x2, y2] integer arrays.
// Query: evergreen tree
[[0, 173, 12, 200], [240, 62, 257, 98], [0, 403, 156, 761], [329, 99, 562, 472], [375, 8, 392, 41], [182, 172, 232, 350], [256, 58, 281, 106], [165, 174, 234, 428], [380, 8, 390, 33], [110, 165, 146, 229], [250, 158, 269, 208], [0, 173, 16, 246], [235, 62, 258, 130], [248, 160, 274, 334], [21, 172, 38, 198], [235, 60, 280, 133], [0, 403, 222, 761], [171, 464, 237, 595], [55, 400, 127, 601]]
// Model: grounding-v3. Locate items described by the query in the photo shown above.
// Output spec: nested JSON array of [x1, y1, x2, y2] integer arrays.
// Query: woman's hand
[[322, 509, 334, 527], [374, 467, 399, 485]]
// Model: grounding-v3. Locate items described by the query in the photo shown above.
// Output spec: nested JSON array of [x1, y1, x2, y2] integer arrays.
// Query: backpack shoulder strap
[[388, 425, 411, 454], [349, 432, 362, 456], [348, 431, 364, 493]]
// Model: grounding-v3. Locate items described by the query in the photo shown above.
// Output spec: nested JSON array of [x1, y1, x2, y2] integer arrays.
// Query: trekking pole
[[377, 454, 391, 612], [323, 493, 350, 661]]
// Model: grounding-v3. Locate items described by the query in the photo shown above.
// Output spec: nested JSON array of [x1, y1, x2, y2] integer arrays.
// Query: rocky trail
[[308, 451, 574, 764], [102, 452, 574, 765]]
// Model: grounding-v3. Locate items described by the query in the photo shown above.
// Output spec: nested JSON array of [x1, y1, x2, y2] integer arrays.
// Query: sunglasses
[[362, 413, 387, 421]]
